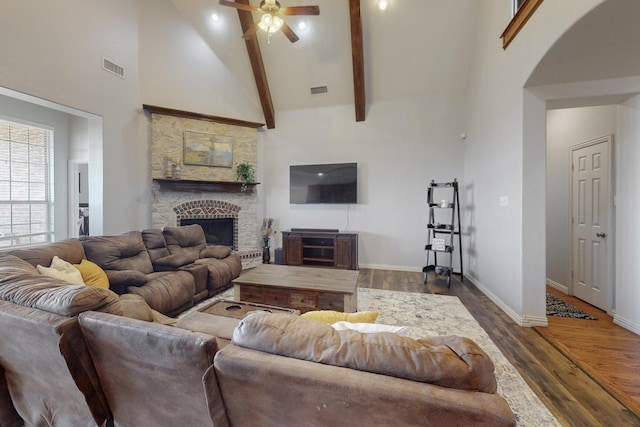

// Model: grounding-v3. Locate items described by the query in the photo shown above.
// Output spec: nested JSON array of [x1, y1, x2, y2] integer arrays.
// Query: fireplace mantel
[[153, 178, 259, 193]]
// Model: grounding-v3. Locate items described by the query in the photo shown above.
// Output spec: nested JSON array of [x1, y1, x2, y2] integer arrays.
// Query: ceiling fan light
[[272, 16, 284, 31], [258, 13, 271, 31], [377, 0, 390, 11], [259, 12, 283, 34]]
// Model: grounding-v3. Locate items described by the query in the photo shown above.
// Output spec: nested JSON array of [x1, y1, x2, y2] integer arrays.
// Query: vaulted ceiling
[[170, 0, 481, 128]]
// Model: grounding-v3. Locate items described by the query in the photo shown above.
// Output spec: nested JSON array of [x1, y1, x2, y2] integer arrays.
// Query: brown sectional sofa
[[4, 225, 242, 317], [0, 227, 516, 426]]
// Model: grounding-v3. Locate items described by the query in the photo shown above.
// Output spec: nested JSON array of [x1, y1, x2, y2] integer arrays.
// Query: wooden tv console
[[281, 229, 358, 270]]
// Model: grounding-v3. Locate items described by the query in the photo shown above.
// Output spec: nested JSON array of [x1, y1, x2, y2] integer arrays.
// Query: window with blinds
[[0, 118, 54, 248]]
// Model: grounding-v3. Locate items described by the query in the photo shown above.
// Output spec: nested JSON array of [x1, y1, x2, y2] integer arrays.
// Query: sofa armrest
[[200, 245, 232, 259], [105, 270, 148, 294], [153, 253, 197, 270]]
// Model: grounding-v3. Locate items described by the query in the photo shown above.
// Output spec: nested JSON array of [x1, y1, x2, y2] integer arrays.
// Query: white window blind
[[0, 118, 54, 248]]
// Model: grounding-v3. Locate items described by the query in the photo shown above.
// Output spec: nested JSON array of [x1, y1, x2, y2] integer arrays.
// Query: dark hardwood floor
[[357, 269, 640, 427]]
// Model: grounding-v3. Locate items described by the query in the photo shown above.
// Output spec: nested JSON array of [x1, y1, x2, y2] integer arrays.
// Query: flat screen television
[[290, 162, 357, 204]]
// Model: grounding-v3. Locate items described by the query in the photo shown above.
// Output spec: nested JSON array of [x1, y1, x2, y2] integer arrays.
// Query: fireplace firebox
[[180, 218, 234, 248]]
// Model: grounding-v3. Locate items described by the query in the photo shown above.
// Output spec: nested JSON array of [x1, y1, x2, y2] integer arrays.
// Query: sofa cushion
[[105, 270, 148, 287], [153, 253, 197, 269], [141, 228, 171, 263], [0, 301, 111, 426], [119, 294, 154, 322], [74, 259, 109, 289], [37, 256, 85, 285], [232, 312, 497, 393], [162, 225, 206, 262], [200, 245, 232, 259], [0, 255, 39, 281], [126, 271, 195, 316], [7, 238, 85, 268], [77, 311, 226, 427], [81, 231, 154, 274], [0, 274, 122, 316]]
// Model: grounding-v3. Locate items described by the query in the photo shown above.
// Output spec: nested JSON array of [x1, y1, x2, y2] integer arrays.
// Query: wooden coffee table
[[232, 264, 359, 313]]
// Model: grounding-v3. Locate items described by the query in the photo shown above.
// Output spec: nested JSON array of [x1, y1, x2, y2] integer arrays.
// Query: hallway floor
[[535, 286, 640, 418]]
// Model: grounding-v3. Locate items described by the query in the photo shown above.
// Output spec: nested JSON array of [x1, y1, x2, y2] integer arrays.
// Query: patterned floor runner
[[546, 293, 597, 320]]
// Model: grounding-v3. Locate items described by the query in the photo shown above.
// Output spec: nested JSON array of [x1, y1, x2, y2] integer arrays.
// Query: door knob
[[596, 232, 606, 238]]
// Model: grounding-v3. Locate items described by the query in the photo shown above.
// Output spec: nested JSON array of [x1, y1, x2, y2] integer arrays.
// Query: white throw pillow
[[331, 321, 411, 337], [37, 255, 85, 285]]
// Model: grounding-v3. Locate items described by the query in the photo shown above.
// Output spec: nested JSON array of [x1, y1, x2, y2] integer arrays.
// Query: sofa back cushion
[[141, 228, 170, 262], [214, 344, 516, 427], [7, 238, 85, 268], [82, 231, 154, 274], [0, 301, 110, 427], [162, 224, 206, 262], [232, 311, 497, 394], [78, 311, 228, 427], [0, 254, 38, 281]]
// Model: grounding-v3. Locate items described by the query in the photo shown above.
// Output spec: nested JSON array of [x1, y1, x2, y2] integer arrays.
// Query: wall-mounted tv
[[290, 162, 357, 204]]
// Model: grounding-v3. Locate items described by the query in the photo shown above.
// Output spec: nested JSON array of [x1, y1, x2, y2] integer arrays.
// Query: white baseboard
[[613, 314, 640, 335], [464, 273, 548, 327], [546, 278, 568, 294], [359, 263, 422, 272]]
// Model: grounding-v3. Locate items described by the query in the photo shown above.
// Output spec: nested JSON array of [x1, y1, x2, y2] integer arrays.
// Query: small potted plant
[[236, 162, 255, 192]]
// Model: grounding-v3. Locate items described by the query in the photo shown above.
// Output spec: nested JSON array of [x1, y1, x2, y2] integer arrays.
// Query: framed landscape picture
[[183, 130, 233, 167]]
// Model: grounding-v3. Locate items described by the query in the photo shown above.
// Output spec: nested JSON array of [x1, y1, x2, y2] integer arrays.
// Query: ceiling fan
[[219, 0, 320, 43]]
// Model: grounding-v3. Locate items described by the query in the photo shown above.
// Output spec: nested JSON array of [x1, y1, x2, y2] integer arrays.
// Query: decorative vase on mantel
[[262, 236, 271, 264]]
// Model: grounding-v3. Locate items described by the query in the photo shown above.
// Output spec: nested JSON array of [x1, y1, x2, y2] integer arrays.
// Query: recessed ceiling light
[[211, 13, 220, 23], [298, 21, 307, 31], [377, 0, 390, 11]]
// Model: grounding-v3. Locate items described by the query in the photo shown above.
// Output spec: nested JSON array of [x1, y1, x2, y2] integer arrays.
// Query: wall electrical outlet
[[499, 196, 509, 207]]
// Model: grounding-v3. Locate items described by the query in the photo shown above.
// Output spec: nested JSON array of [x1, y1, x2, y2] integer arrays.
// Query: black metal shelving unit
[[423, 179, 463, 287]]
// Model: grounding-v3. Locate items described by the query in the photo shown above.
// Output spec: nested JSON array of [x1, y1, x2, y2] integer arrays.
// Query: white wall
[[615, 94, 640, 333], [463, 0, 606, 325], [546, 105, 617, 290], [0, 0, 261, 235], [262, 96, 466, 270], [0, 0, 140, 234], [138, 0, 262, 123]]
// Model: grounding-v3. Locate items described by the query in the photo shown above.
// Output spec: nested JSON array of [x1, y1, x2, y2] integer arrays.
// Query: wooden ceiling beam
[[349, 0, 366, 122], [236, 0, 276, 129]]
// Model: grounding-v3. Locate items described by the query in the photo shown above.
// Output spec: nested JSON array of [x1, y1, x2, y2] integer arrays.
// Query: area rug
[[546, 293, 597, 320], [206, 288, 559, 426]]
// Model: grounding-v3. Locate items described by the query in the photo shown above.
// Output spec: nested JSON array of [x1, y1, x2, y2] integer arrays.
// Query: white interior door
[[570, 136, 612, 310]]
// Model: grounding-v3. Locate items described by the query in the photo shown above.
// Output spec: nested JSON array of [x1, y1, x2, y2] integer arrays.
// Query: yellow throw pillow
[[74, 259, 110, 289], [301, 310, 378, 324]]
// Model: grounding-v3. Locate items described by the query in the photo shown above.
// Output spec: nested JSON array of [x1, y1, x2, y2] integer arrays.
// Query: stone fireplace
[[145, 105, 264, 269], [176, 201, 238, 248], [151, 188, 262, 269]]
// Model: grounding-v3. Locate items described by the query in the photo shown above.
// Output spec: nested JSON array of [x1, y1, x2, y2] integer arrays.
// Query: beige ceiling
[[170, 0, 480, 123]]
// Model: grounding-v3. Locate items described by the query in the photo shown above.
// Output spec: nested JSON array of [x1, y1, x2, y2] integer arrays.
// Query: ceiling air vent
[[310, 85, 328, 96], [102, 57, 125, 78]]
